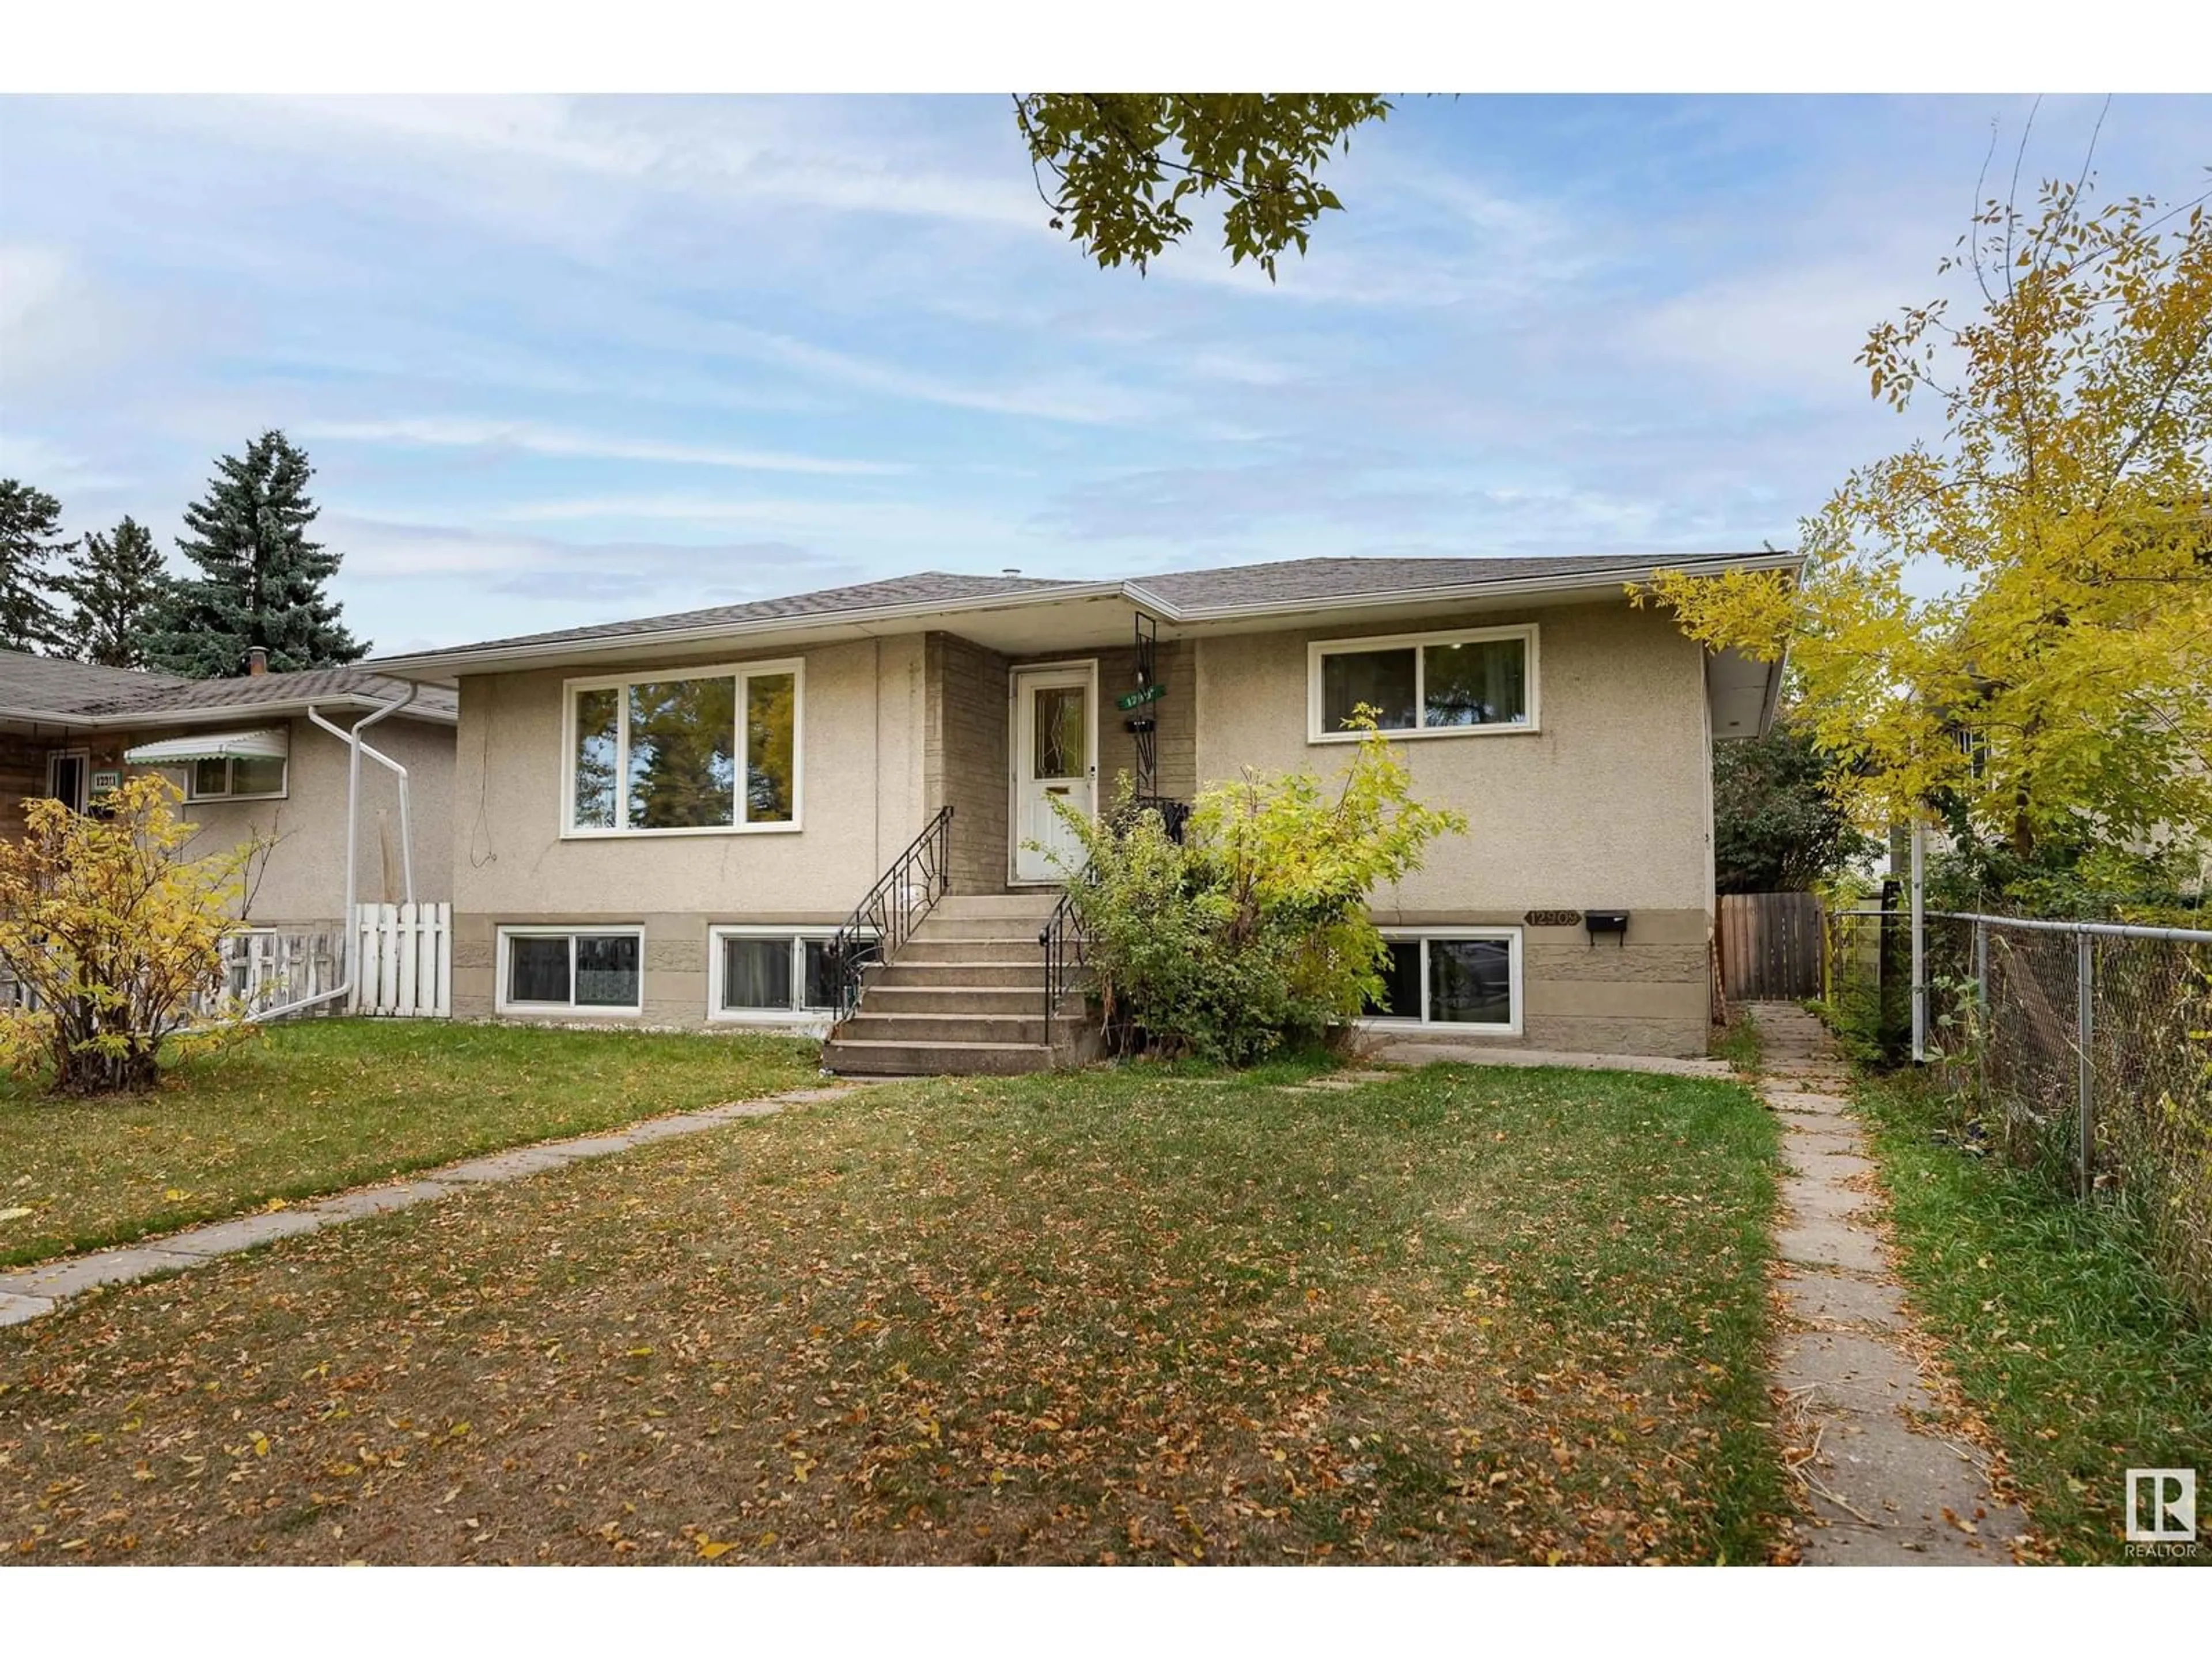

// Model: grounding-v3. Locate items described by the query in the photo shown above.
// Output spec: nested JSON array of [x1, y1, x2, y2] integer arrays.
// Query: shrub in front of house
[[1052, 721, 1465, 1064], [0, 774, 259, 1095]]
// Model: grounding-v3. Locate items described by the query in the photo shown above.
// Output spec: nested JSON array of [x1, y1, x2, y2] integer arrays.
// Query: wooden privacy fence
[[1718, 891, 1825, 1002], [350, 902, 452, 1017]]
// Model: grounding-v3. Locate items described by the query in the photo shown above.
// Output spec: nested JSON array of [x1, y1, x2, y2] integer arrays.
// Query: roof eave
[[364, 580, 1130, 679], [0, 696, 457, 730], [1128, 550, 1806, 624]]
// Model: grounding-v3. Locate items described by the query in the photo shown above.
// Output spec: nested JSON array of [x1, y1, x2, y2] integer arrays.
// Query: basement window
[[497, 926, 643, 1016], [709, 926, 869, 1021], [1362, 929, 1522, 1035]]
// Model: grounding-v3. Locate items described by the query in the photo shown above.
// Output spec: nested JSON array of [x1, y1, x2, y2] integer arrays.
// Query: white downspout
[[236, 685, 418, 1024], [305, 703, 415, 906]]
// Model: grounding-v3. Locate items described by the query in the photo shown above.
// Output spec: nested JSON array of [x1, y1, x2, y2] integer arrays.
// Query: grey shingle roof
[[367, 551, 1797, 673], [0, 649, 456, 723], [1128, 553, 1699, 611], [436, 571, 1088, 657], [0, 651, 191, 715]]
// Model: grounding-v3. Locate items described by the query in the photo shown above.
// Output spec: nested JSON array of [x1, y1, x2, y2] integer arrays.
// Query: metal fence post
[[1974, 918, 1988, 1101], [1910, 821, 1926, 1063], [2076, 930, 2094, 1201]]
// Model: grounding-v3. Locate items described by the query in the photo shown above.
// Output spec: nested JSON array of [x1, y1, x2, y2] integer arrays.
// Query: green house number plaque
[[1115, 683, 1166, 712]]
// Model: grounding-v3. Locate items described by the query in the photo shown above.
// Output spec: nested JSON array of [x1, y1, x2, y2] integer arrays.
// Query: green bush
[[1050, 722, 1465, 1064]]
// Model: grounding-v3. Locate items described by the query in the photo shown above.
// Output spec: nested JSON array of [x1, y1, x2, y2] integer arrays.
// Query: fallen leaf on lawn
[[0, 1205, 33, 1222], [696, 1538, 738, 1560]]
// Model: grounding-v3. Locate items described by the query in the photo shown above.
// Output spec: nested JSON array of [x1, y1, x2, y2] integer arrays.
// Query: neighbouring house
[[0, 648, 458, 931], [368, 552, 1796, 1070]]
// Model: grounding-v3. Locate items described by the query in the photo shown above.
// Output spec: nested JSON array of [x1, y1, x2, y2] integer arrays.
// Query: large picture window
[[496, 927, 644, 1016], [1309, 625, 1536, 742], [565, 661, 801, 835], [1362, 928, 1522, 1035]]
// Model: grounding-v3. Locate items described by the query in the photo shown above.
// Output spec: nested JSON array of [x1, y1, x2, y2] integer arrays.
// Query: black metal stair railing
[[828, 805, 953, 1025], [1039, 886, 1085, 1048], [1126, 795, 1191, 844]]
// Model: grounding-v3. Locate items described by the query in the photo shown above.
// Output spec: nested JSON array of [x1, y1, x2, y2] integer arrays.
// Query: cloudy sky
[[2, 93, 2204, 656]]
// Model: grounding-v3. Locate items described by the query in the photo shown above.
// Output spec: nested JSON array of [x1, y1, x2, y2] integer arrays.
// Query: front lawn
[[1857, 1075, 2212, 1564], [0, 1021, 821, 1268], [1, 1062, 1785, 1564]]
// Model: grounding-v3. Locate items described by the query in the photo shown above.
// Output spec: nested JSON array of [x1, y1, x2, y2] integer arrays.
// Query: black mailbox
[[1585, 910, 1630, 947]]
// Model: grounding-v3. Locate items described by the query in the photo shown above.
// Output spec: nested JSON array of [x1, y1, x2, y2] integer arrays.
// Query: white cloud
[[182, 96, 1048, 235], [295, 415, 908, 476]]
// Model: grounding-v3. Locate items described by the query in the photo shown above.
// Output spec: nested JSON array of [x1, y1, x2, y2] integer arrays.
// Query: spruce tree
[[0, 479, 70, 654], [58, 515, 172, 669], [146, 430, 368, 676]]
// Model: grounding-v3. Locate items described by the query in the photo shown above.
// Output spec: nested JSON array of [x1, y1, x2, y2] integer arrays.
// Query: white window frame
[[706, 925, 853, 1024], [183, 752, 290, 803], [495, 925, 646, 1017], [1306, 623, 1539, 744], [1361, 926, 1524, 1037], [559, 658, 805, 839], [44, 747, 90, 813]]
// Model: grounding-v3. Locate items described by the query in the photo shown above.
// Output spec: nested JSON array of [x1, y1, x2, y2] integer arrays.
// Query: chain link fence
[[1823, 904, 2212, 1321]]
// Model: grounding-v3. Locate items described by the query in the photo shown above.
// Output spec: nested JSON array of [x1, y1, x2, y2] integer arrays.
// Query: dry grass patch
[[1, 1063, 1783, 1564], [0, 1020, 820, 1267]]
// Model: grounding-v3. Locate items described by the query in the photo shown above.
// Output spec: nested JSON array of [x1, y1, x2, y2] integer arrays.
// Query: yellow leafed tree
[[0, 773, 259, 1094], [1637, 160, 2212, 878]]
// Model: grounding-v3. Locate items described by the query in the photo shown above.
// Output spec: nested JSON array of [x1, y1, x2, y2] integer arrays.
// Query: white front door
[[1012, 664, 1096, 883]]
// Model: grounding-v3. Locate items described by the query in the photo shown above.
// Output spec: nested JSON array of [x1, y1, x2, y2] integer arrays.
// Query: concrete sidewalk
[[0, 1084, 862, 1331], [1747, 1001, 2026, 1564]]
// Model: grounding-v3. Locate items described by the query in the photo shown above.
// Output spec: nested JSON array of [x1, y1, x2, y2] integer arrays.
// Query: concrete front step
[[823, 1037, 1058, 1077], [861, 984, 1078, 1016], [866, 960, 1054, 990], [840, 1010, 1054, 1046], [909, 915, 1059, 942], [931, 893, 1062, 919], [884, 938, 1060, 965]]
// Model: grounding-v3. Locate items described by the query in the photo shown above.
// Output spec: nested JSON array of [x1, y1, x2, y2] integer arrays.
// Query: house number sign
[[1524, 909, 1583, 927]]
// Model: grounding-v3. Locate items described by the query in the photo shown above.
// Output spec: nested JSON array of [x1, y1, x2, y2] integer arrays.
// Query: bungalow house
[[0, 649, 458, 930], [369, 552, 1796, 1070]]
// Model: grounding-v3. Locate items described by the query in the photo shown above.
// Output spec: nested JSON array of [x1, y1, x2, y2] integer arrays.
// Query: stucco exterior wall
[[444, 602, 1717, 1055], [450, 637, 925, 1020], [1194, 601, 1715, 1056], [32, 713, 462, 929]]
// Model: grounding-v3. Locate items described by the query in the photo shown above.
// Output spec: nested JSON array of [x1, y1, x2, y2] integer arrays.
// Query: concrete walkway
[[0, 1083, 862, 1331], [1747, 1001, 2025, 1563]]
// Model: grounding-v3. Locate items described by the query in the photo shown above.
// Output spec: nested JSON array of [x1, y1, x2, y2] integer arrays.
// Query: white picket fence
[[1, 902, 452, 1021], [226, 926, 344, 1014], [349, 902, 453, 1017]]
